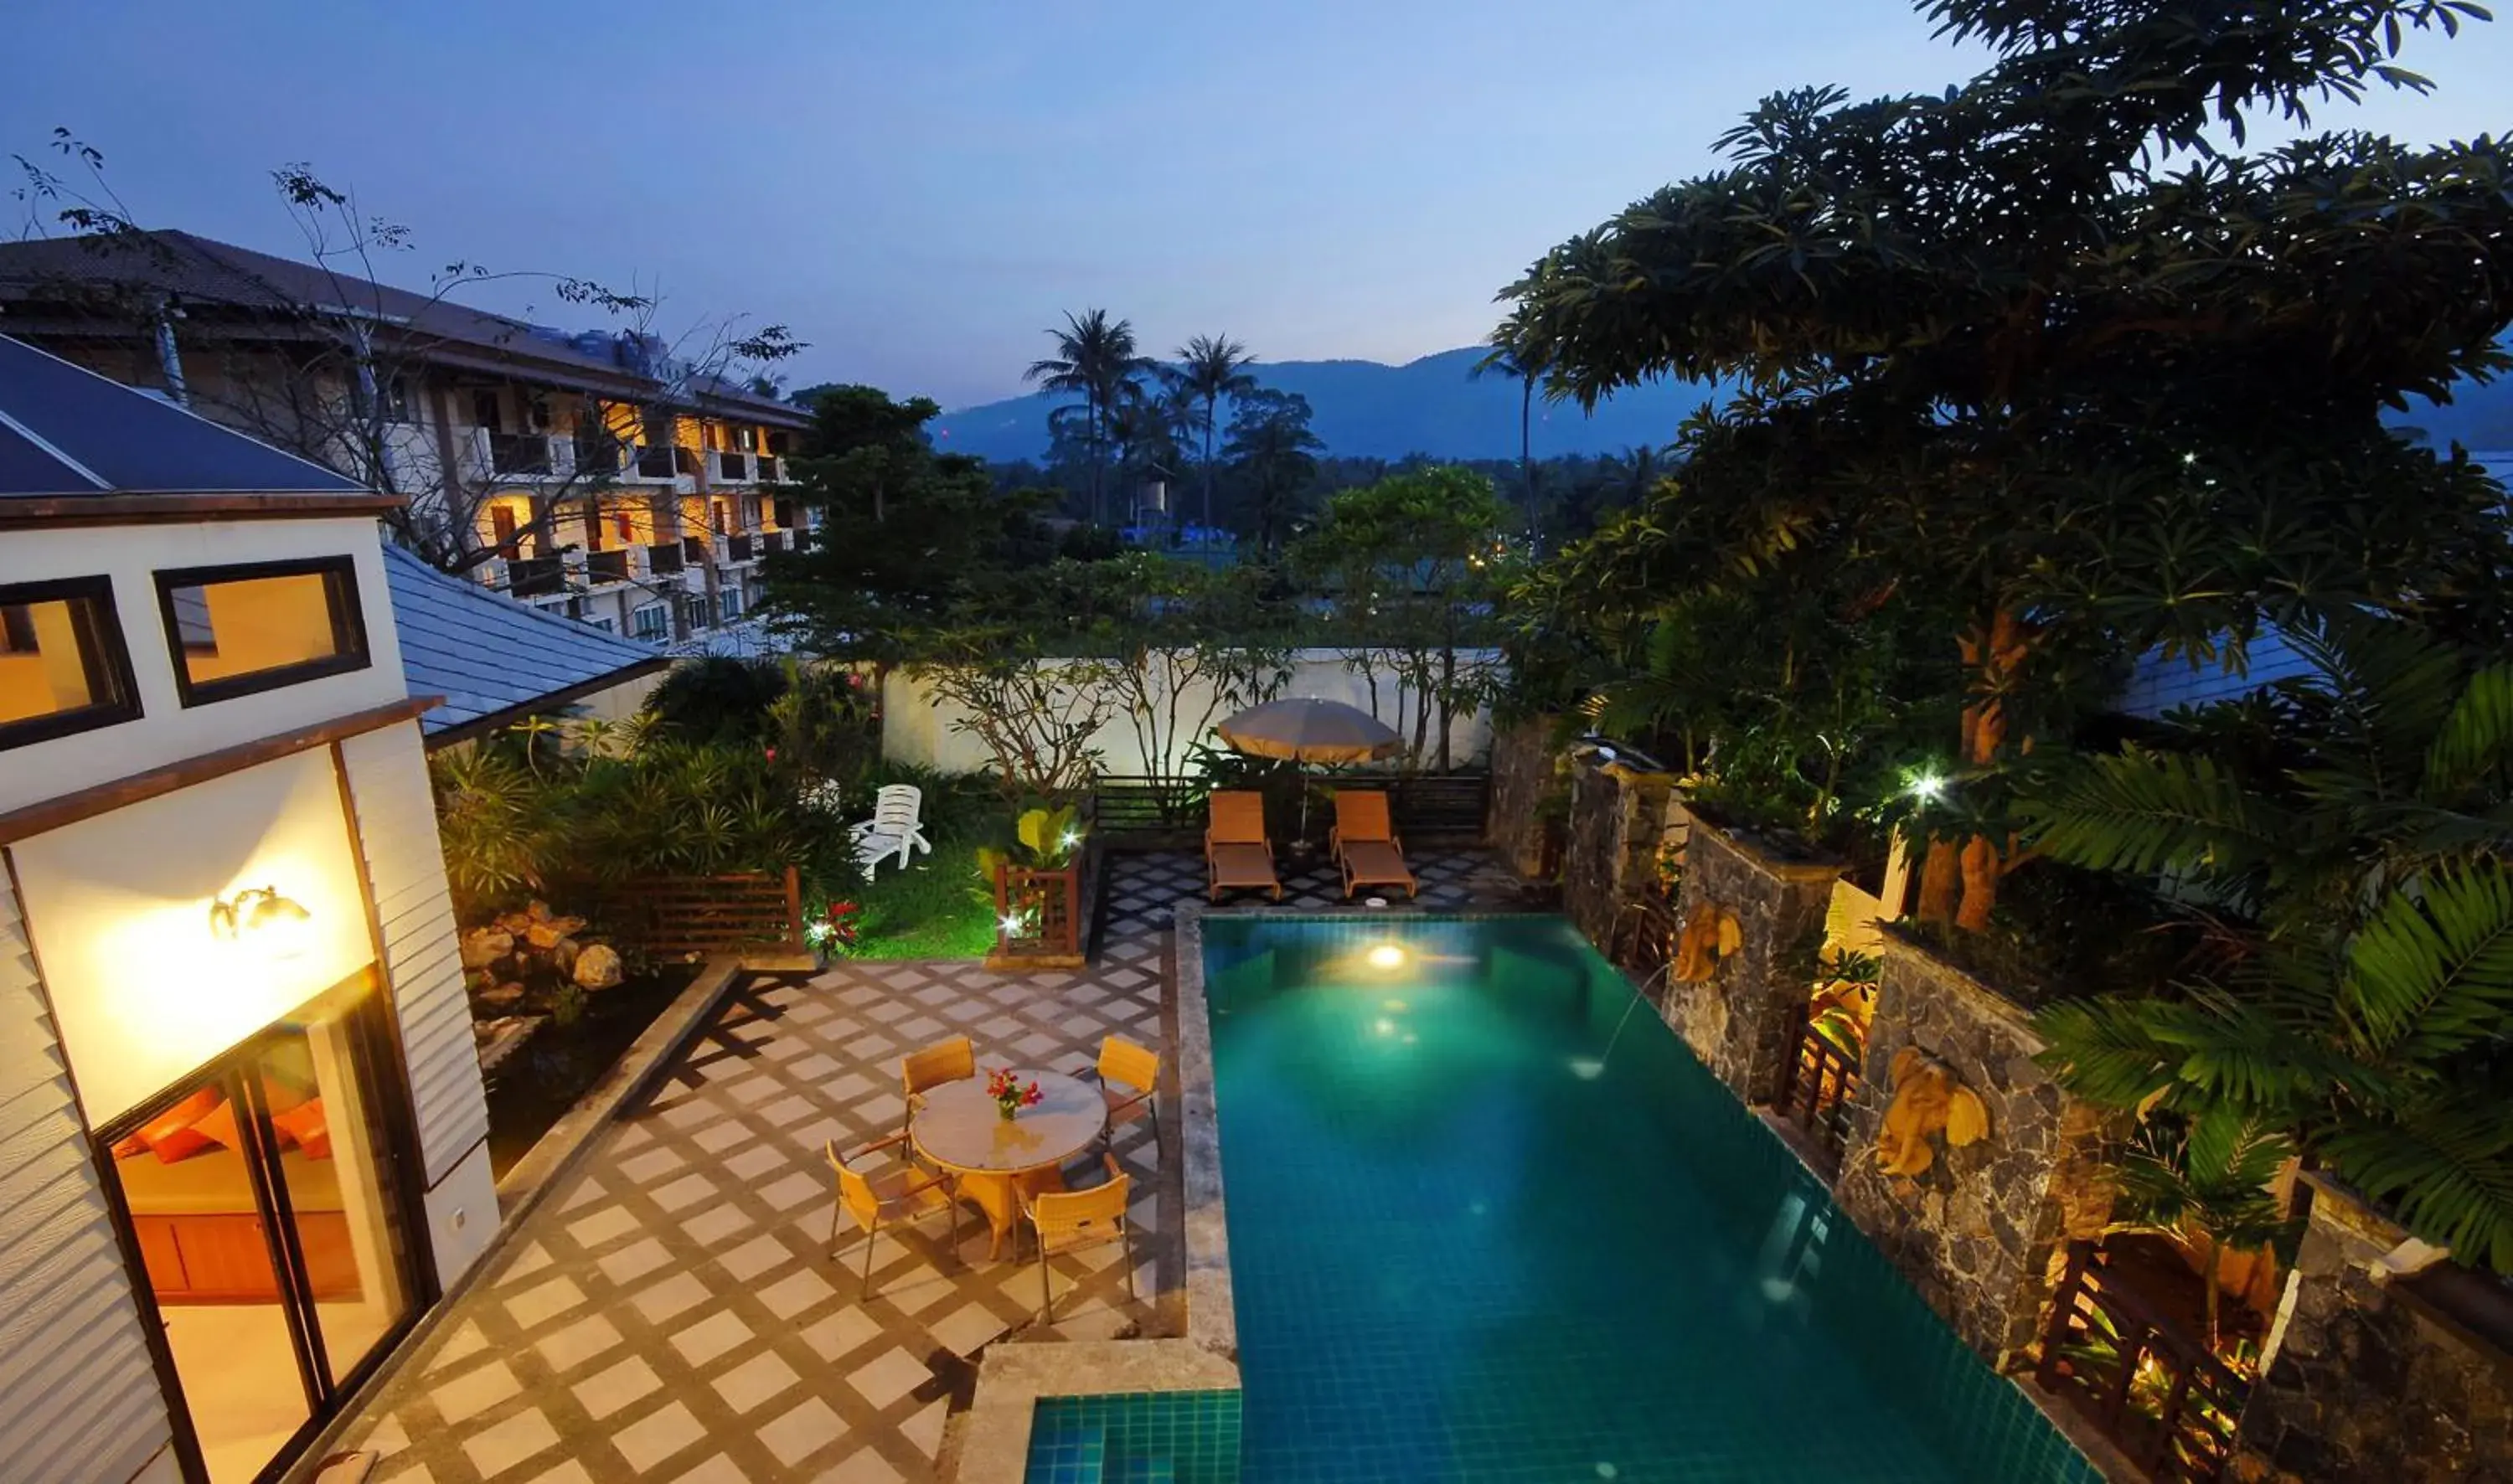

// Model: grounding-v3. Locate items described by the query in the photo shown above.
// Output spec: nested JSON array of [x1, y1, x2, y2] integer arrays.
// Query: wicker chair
[[826, 1135, 960, 1296], [1073, 1035, 1161, 1158], [1020, 1154, 1137, 1322], [900, 1034, 977, 1138]]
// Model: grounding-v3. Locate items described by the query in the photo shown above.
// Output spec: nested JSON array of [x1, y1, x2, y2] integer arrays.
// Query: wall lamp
[[209, 886, 312, 958]]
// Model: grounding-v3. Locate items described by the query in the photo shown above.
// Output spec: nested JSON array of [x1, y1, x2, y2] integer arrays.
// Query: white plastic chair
[[851, 785, 933, 873]]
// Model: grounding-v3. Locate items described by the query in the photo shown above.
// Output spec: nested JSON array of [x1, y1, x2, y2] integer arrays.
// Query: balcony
[[507, 556, 567, 598], [648, 541, 684, 576], [572, 435, 623, 477], [712, 450, 755, 483], [725, 533, 756, 564], [488, 432, 563, 478], [681, 534, 710, 564], [584, 549, 632, 586], [756, 455, 783, 483], [632, 446, 701, 482], [761, 529, 789, 555]]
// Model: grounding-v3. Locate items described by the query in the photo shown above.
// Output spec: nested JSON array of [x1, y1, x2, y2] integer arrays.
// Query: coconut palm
[[1025, 309, 1153, 525], [1472, 315, 1552, 543], [2108, 1110, 2300, 1353], [1169, 333, 1258, 530]]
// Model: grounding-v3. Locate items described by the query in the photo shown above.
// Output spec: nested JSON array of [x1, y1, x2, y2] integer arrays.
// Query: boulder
[[477, 981, 527, 1010], [459, 928, 514, 970], [551, 937, 581, 975], [524, 915, 587, 950], [572, 943, 624, 991]]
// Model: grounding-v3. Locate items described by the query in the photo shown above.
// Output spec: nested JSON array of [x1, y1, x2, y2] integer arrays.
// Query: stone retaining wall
[[1659, 811, 1840, 1104], [1486, 714, 1564, 880], [1560, 755, 1674, 950], [2233, 1177, 2513, 1482], [1834, 934, 2120, 1368]]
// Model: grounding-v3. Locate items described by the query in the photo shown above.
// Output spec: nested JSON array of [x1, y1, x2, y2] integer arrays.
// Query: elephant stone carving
[[1672, 902, 1742, 982], [1876, 1047, 1990, 1177]]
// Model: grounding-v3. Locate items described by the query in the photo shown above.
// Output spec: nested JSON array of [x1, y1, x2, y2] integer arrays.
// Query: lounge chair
[[852, 784, 932, 873], [1331, 789, 1417, 899], [1205, 790, 1282, 902]]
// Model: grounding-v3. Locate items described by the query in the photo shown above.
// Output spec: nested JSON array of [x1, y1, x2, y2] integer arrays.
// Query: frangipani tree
[[1499, 0, 2513, 930]]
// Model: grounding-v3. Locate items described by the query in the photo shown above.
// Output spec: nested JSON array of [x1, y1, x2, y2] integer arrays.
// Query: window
[[584, 615, 617, 634], [378, 376, 413, 424], [472, 390, 503, 433], [632, 603, 669, 641], [678, 594, 710, 634], [155, 558, 370, 706], [0, 577, 141, 749], [717, 587, 745, 623]]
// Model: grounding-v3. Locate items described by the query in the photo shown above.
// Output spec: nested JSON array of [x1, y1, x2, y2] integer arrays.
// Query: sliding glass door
[[97, 974, 423, 1484]]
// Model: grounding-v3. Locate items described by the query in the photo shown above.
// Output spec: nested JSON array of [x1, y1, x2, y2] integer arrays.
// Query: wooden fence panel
[[569, 867, 805, 957], [2034, 1240, 2250, 1482]]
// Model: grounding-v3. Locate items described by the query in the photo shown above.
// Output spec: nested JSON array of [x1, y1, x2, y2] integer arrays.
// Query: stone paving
[[340, 849, 1520, 1483]]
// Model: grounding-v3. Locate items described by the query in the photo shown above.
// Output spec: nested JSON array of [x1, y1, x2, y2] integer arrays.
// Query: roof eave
[[0, 491, 408, 528]]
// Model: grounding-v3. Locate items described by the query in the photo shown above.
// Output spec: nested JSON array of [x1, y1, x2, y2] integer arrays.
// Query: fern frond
[[2344, 866, 2513, 1064], [2424, 663, 2513, 800], [2020, 745, 2295, 884], [2319, 1093, 2513, 1275]]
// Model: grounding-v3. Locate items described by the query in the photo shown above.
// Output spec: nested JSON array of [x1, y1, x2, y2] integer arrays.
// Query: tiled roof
[[384, 544, 669, 743], [0, 230, 807, 426], [0, 332, 363, 497]]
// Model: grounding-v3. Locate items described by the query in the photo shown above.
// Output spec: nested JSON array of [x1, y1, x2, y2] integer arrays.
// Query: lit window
[[0, 578, 141, 749], [155, 558, 369, 705]]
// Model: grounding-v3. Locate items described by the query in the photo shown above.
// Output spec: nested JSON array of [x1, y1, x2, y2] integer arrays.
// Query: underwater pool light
[[1366, 943, 1406, 970]]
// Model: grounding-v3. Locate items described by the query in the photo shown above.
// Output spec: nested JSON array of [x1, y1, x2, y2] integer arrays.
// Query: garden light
[[1907, 770, 1947, 802]]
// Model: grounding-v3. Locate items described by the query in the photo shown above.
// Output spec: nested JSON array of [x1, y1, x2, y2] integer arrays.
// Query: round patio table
[[910, 1069, 1106, 1259]]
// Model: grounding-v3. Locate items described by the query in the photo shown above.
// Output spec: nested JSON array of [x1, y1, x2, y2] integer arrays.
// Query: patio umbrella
[[1215, 698, 1402, 844], [1215, 698, 1401, 764]]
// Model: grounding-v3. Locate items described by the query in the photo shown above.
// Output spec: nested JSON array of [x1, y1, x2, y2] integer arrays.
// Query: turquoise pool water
[[1189, 914, 2098, 1484]]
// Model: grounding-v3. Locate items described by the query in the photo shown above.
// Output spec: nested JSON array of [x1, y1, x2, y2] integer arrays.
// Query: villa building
[[0, 334, 500, 1484], [0, 229, 815, 654]]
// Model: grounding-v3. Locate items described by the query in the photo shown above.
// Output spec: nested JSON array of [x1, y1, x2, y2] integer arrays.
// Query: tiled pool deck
[[337, 850, 1519, 1483]]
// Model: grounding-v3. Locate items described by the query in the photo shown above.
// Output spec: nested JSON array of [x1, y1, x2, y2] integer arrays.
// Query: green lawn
[[845, 833, 997, 959]]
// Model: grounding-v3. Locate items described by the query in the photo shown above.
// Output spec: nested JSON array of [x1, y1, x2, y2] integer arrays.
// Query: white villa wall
[[338, 724, 499, 1291], [881, 647, 1503, 779], [13, 749, 379, 1126], [0, 870, 180, 1484], [0, 518, 409, 816]]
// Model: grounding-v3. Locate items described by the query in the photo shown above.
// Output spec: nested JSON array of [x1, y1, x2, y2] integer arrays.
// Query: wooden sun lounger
[[1331, 791, 1417, 899], [1205, 791, 1282, 901], [1338, 838, 1417, 899]]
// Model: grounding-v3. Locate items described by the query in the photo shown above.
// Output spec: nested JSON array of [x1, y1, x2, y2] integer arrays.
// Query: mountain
[[932, 346, 2513, 464], [933, 348, 1733, 462]]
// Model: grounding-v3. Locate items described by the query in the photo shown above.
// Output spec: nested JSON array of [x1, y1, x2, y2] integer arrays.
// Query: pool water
[[1194, 915, 2099, 1484]]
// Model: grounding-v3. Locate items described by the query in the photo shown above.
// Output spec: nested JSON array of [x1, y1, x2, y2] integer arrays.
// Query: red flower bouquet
[[986, 1066, 1044, 1121]]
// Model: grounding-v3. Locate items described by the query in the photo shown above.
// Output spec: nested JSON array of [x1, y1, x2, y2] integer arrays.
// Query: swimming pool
[[1192, 914, 2099, 1483]]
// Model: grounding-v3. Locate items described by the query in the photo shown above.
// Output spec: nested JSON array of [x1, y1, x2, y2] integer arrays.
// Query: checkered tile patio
[[338, 850, 1524, 1483]]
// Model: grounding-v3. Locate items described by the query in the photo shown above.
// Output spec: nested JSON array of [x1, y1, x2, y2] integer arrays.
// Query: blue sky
[[7, 2, 2508, 408]]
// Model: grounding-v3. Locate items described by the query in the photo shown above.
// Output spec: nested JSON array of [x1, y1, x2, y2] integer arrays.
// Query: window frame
[[0, 575, 144, 750], [152, 555, 373, 708]]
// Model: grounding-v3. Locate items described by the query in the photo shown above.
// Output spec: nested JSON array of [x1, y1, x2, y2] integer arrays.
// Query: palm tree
[[1025, 309, 1152, 524], [1169, 333, 1257, 531], [1473, 314, 1552, 544], [2108, 1110, 2300, 1353]]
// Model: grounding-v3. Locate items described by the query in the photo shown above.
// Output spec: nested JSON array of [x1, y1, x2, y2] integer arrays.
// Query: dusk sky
[[8, 3, 2509, 409]]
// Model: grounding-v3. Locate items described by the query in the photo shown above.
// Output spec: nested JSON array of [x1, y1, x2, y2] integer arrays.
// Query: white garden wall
[[880, 647, 1502, 778]]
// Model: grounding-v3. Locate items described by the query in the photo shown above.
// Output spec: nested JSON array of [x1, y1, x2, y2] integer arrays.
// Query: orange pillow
[[111, 1134, 148, 1160], [136, 1087, 222, 1156], [271, 1099, 330, 1160], [190, 1100, 240, 1152]]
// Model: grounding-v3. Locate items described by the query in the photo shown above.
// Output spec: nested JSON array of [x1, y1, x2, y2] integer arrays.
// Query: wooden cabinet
[[139, 1212, 357, 1304]]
